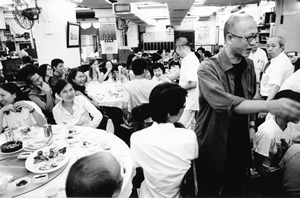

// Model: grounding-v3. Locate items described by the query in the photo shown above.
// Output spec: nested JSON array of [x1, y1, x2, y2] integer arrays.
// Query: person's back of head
[[141, 53, 149, 59], [51, 58, 64, 69], [204, 51, 212, 58], [22, 55, 33, 64], [66, 152, 123, 197], [197, 47, 205, 54], [16, 64, 38, 81], [150, 83, 187, 123], [157, 49, 163, 55], [131, 58, 147, 76]]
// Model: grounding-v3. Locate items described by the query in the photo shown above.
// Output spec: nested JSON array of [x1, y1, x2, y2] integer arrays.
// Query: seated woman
[[26, 73, 55, 124], [152, 62, 171, 83], [68, 69, 100, 108], [85, 59, 101, 83], [38, 64, 53, 85], [130, 83, 198, 198], [100, 60, 115, 82], [0, 83, 46, 132], [53, 80, 102, 128]]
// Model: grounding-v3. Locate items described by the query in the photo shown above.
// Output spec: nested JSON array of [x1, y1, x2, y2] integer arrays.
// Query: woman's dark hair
[[88, 59, 99, 80], [67, 69, 87, 97], [152, 63, 165, 74], [0, 83, 29, 102], [38, 64, 50, 82], [146, 66, 154, 78], [101, 60, 116, 81], [126, 54, 135, 69], [149, 83, 187, 123], [204, 51, 212, 58], [55, 79, 70, 95]]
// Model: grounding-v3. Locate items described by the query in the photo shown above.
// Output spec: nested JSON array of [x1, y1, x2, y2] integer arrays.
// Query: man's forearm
[[234, 100, 269, 114]]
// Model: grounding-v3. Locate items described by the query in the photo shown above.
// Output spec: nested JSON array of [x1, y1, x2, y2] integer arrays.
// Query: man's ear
[[225, 34, 233, 45]]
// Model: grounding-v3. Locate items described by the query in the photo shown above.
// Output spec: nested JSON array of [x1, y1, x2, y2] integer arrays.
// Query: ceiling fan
[[13, 0, 41, 30]]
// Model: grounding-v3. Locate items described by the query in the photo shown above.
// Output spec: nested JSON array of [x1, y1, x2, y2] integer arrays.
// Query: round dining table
[[86, 81, 124, 109], [0, 125, 134, 198]]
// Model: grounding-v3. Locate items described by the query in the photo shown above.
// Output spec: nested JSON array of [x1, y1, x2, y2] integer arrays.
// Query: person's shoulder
[[175, 127, 197, 138], [199, 57, 217, 71], [257, 118, 279, 137], [76, 95, 86, 101], [53, 100, 63, 111], [24, 100, 36, 107], [130, 127, 150, 142]]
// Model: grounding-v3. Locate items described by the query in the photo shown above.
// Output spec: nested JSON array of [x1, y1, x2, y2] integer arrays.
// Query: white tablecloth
[[0, 125, 134, 198], [86, 81, 124, 109]]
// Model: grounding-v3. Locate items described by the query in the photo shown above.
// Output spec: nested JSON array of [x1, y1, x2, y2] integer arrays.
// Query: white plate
[[14, 177, 31, 188], [23, 138, 53, 152], [0, 141, 23, 155], [25, 146, 69, 174]]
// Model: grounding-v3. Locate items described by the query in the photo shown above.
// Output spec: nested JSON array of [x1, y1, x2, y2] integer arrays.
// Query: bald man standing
[[195, 13, 300, 196], [175, 37, 200, 130]]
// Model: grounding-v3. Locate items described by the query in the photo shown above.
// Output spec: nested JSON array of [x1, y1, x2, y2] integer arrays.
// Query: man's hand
[[268, 98, 300, 123]]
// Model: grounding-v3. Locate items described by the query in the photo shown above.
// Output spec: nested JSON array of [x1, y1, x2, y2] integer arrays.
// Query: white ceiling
[[78, 0, 263, 26]]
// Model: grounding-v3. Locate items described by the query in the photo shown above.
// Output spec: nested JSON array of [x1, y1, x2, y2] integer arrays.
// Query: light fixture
[[92, 23, 100, 29], [80, 23, 91, 29]]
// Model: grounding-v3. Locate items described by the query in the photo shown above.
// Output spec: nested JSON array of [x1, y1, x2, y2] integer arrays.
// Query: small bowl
[[14, 177, 31, 188]]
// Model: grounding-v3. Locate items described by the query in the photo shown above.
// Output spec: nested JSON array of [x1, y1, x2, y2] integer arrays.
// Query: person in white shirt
[[53, 80, 102, 128], [0, 83, 46, 131], [279, 69, 300, 144], [254, 90, 300, 192], [259, 36, 294, 120], [260, 36, 293, 101], [131, 83, 198, 198], [248, 36, 268, 99], [176, 37, 200, 130], [19, 46, 29, 58], [122, 58, 159, 125]]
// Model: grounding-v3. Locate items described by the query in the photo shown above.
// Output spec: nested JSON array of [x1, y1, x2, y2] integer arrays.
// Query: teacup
[[45, 187, 64, 198]]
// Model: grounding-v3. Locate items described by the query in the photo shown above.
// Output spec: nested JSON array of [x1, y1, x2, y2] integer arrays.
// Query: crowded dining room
[[1, 0, 300, 197]]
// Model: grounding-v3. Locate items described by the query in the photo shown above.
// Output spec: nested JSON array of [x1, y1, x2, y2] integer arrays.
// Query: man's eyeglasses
[[228, 32, 258, 43]]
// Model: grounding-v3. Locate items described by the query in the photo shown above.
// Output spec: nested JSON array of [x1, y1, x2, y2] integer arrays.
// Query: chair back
[[2, 58, 21, 81], [131, 103, 152, 132], [176, 123, 198, 198]]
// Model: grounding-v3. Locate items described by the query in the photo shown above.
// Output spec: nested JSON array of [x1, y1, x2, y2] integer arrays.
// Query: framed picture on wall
[[67, 22, 80, 48]]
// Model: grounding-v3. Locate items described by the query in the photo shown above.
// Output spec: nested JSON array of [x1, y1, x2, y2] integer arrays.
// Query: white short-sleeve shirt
[[255, 117, 289, 172], [122, 79, 159, 113], [249, 47, 268, 82], [260, 52, 294, 97], [130, 122, 198, 198], [179, 52, 200, 110]]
